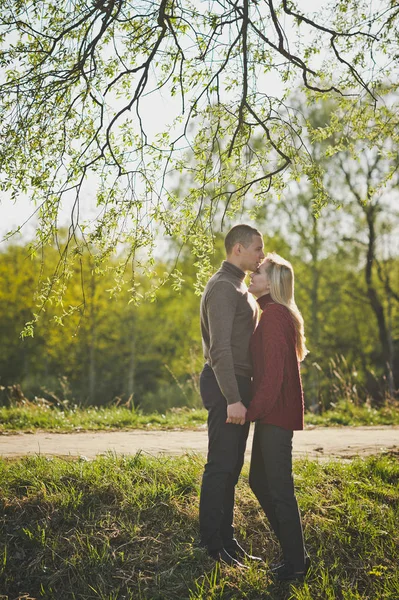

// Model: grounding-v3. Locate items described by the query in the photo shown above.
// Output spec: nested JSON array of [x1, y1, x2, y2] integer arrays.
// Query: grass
[[0, 398, 398, 434], [305, 399, 399, 427], [0, 404, 208, 433], [0, 453, 398, 599]]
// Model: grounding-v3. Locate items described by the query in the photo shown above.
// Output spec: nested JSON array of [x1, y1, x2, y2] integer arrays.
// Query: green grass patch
[[0, 453, 398, 599], [305, 399, 399, 427], [0, 405, 208, 433], [0, 399, 398, 433]]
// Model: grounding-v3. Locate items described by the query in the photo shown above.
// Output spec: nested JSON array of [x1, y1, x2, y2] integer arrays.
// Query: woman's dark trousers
[[249, 423, 305, 571], [199, 364, 251, 552]]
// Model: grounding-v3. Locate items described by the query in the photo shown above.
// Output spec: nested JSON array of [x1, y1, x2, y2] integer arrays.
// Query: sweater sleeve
[[246, 312, 288, 421], [207, 281, 243, 405]]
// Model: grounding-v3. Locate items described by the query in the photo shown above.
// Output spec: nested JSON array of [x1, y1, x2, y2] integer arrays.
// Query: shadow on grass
[[0, 453, 398, 599]]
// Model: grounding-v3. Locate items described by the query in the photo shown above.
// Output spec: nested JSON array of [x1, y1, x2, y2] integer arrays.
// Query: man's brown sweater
[[200, 261, 258, 405]]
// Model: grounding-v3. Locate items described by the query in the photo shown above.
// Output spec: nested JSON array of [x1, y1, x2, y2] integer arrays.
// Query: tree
[[250, 94, 399, 401], [0, 236, 206, 409], [334, 151, 399, 396], [1, 0, 399, 313], [302, 95, 399, 396]]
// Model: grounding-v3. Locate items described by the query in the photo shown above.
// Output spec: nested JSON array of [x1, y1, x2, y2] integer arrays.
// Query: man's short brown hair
[[224, 224, 262, 254]]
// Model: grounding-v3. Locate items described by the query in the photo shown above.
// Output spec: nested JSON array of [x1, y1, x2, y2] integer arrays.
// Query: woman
[[246, 252, 310, 582]]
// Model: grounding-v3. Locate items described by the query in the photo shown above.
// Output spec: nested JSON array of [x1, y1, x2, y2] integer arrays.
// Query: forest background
[[1, 0, 399, 417], [1, 98, 398, 415]]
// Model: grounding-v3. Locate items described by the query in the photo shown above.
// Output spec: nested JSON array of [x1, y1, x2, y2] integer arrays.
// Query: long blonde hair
[[263, 253, 308, 362]]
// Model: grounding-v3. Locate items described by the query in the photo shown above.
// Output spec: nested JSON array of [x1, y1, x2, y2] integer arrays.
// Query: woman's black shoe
[[273, 556, 311, 582], [272, 555, 310, 572]]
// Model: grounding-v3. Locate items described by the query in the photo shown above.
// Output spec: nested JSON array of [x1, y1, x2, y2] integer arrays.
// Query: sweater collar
[[221, 260, 246, 281], [257, 293, 275, 310]]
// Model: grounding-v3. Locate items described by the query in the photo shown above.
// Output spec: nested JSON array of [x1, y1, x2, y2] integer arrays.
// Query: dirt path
[[0, 425, 398, 461]]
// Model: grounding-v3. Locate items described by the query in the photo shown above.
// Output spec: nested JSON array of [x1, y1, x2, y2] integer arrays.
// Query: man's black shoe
[[225, 540, 263, 562], [208, 547, 248, 568], [273, 556, 311, 582]]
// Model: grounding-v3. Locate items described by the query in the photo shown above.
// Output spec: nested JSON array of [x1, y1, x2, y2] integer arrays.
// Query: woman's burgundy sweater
[[246, 294, 304, 431]]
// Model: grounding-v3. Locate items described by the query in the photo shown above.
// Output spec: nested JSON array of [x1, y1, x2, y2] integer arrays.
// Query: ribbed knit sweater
[[246, 294, 304, 431], [200, 261, 258, 405]]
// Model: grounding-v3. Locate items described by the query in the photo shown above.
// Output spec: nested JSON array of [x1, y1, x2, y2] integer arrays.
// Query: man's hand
[[226, 401, 247, 425]]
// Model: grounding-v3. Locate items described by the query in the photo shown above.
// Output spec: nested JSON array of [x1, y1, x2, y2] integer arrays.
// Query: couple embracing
[[199, 224, 310, 583]]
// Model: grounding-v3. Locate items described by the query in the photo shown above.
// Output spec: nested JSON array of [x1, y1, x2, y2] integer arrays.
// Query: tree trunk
[[364, 206, 394, 397], [88, 271, 96, 405], [127, 324, 135, 404], [309, 214, 323, 410]]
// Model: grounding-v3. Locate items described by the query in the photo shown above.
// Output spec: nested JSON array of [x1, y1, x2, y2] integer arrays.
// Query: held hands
[[226, 401, 247, 426]]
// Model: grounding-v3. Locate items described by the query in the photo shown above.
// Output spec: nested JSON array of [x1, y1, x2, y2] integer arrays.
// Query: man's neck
[[225, 257, 246, 273]]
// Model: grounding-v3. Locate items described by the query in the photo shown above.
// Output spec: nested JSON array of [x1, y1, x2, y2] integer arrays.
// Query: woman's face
[[248, 261, 271, 298]]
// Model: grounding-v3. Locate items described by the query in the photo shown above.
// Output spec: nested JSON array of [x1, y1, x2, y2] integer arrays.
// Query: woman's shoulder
[[260, 303, 293, 330], [263, 302, 290, 317]]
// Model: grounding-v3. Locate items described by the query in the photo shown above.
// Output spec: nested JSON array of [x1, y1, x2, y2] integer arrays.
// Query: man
[[199, 224, 265, 566]]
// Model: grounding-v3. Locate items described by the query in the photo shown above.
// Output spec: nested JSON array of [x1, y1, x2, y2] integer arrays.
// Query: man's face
[[239, 235, 265, 272]]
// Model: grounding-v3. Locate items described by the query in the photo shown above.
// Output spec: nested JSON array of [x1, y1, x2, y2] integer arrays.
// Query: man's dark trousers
[[199, 364, 251, 552]]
